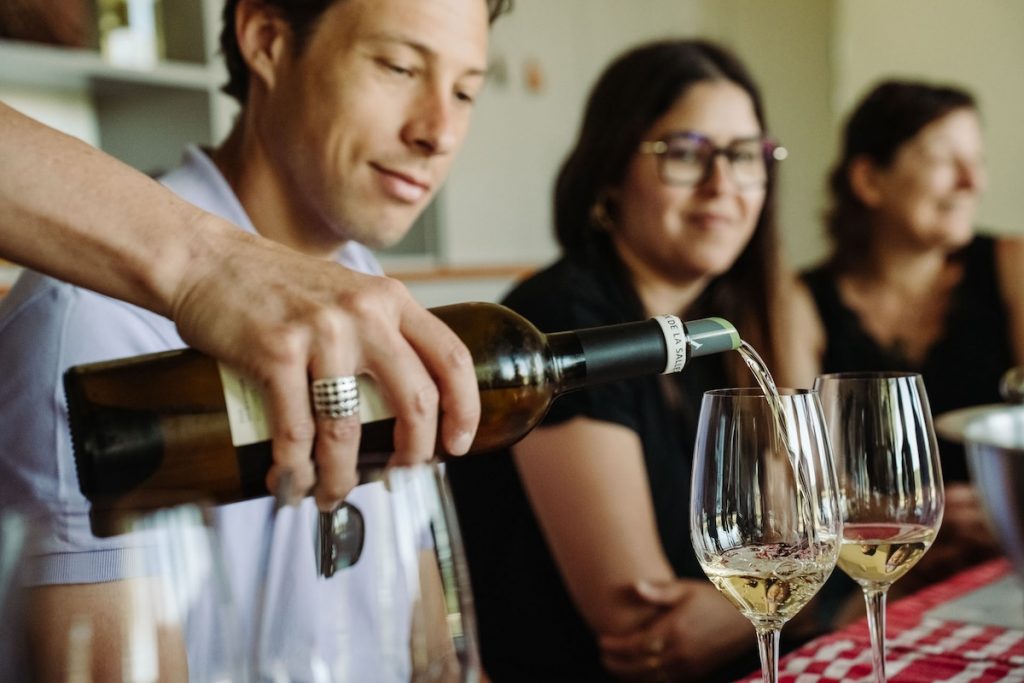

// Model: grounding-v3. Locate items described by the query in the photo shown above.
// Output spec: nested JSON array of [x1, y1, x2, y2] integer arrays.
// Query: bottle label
[[651, 315, 688, 374], [217, 365, 395, 447], [218, 365, 272, 446]]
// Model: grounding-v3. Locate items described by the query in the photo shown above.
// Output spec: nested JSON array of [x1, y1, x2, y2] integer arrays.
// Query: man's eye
[[378, 59, 414, 77], [455, 90, 476, 104]]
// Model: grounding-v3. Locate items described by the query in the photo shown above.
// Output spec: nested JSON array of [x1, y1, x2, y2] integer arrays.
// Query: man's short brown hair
[[220, 0, 512, 103]]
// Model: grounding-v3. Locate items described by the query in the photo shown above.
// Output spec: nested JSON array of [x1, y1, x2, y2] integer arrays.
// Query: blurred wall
[[5, 1, 1022, 303]]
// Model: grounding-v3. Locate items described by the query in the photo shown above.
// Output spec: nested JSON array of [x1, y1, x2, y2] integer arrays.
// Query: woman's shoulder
[[774, 275, 826, 387], [991, 232, 1024, 308], [502, 255, 636, 332], [797, 260, 844, 319], [991, 232, 1024, 259], [955, 232, 1019, 296], [959, 231, 1024, 265], [502, 259, 572, 302], [960, 232, 997, 261]]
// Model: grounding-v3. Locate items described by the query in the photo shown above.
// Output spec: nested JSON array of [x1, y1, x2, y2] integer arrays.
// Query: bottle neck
[[551, 319, 674, 393], [548, 331, 587, 394], [550, 316, 740, 394]]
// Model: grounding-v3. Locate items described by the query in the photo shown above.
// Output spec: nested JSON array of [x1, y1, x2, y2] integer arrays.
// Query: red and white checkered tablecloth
[[735, 560, 1024, 682]]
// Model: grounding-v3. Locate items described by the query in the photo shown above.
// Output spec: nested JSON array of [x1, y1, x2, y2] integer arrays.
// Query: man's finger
[[361, 333, 440, 466], [306, 322, 362, 510], [262, 354, 318, 505], [401, 305, 480, 456]]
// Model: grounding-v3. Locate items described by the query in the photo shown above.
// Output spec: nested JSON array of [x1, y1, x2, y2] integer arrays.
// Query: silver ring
[[311, 376, 359, 419]]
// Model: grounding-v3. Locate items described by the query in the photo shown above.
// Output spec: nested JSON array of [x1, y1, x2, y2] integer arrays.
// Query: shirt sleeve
[[0, 272, 184, 585]]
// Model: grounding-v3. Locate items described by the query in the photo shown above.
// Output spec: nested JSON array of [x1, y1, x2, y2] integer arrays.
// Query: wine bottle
[[64, 302, 739, 527]]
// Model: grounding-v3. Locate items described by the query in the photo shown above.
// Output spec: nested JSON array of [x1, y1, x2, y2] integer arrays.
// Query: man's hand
[[171, 220, 481, 510]]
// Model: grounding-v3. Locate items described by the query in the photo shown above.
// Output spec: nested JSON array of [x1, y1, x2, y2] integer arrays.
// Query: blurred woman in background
[[799, 79, 1024, 622], [449, 39, 813, 682]]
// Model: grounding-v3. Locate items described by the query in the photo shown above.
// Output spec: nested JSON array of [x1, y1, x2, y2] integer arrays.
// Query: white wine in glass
[[691, 388, 841, 683], [815, 372, 945, 683]]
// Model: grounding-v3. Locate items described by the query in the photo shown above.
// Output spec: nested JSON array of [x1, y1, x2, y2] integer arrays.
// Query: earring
[[589, 194, 615, 232]]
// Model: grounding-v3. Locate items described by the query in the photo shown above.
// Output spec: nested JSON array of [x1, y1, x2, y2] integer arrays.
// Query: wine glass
[[0, 503, 242, 682], [250, 461, 480, 682], [814, 372, 945, 683], [691, 388, 841, 683]]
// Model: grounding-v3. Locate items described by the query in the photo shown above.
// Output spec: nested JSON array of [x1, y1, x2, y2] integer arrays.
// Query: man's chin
[[343, 217, 419, 251]]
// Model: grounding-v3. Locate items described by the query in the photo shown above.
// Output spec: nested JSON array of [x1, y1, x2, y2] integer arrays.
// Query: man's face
[[257, 0, 489, 250]]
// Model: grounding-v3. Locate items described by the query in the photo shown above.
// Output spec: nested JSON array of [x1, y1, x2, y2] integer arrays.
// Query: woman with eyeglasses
[[797, 80, 1024, 626], [448, 39, 814, 682]]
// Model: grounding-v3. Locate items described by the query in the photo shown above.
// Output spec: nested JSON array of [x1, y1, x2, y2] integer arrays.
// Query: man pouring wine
[[0, 0, 509, 679]]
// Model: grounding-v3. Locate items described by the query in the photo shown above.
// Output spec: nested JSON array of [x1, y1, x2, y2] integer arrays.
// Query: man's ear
[[234, 0, 291, 93], [848, 155, 884, 208]]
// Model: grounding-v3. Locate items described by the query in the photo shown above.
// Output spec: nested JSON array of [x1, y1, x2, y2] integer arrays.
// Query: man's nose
[[402, 85, 457, 156]]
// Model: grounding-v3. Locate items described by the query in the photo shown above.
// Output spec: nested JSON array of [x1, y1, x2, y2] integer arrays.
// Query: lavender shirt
[[0, 147, 426, 682]]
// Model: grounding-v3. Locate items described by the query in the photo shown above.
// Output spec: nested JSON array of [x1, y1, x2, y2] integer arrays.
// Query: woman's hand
[[598, 578, 755, 682]]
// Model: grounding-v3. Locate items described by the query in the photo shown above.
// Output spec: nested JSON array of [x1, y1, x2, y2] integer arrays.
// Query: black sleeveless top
[[801, 235, 1013, 482], [447, 240, 749, 682]]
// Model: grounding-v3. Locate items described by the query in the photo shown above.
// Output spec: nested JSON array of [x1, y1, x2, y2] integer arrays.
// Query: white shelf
[[0, 39, 215, 92], [0, 6, 233, 174]]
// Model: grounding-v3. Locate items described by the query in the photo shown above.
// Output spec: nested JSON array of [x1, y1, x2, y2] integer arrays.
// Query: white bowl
[[964, 406, 1024, 580]]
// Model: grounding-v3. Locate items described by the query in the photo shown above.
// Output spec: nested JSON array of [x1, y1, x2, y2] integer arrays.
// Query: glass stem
[[864, 588, 889, 683], [754, 627, 780, 683]]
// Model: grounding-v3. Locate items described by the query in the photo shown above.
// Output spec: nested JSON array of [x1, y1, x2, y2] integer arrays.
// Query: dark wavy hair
[[825, 79, 976, 273], [553, 39, 782, 385], [220, 0, 513, 103]]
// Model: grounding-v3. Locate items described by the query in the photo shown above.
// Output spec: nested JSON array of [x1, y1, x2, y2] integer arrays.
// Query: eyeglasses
[[638, 131, 787, 188]]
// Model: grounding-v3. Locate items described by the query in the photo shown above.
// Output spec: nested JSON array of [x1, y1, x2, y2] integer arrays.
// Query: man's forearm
[[0, 101, 224, 317]]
